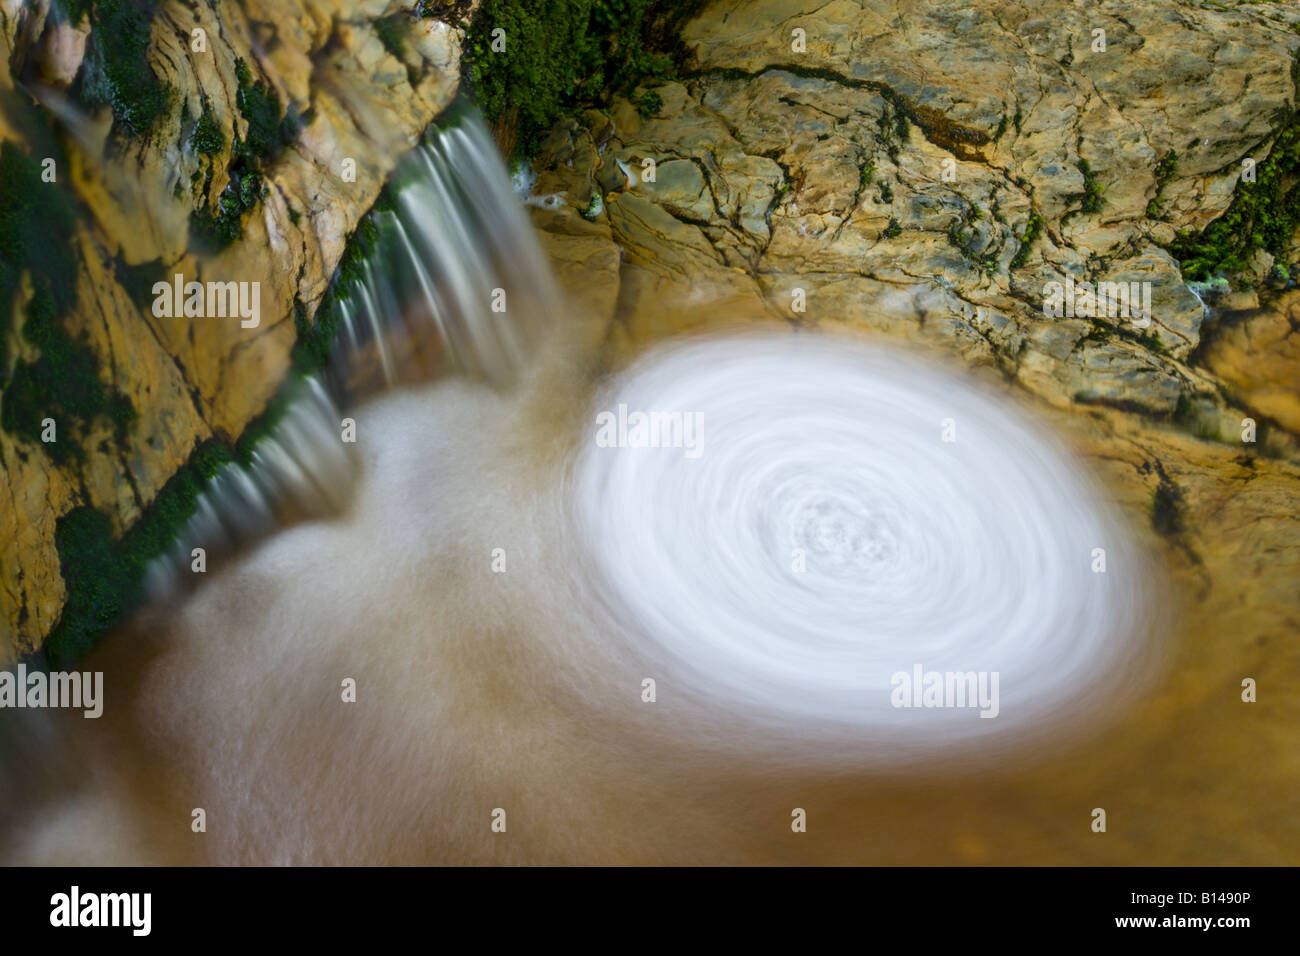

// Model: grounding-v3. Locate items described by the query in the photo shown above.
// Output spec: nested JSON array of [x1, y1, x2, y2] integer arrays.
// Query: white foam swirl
[[573, 331, 1155, 757]]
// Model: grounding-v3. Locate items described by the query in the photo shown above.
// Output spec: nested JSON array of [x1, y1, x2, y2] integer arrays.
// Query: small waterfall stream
[[2, 96, 1168, 866], [143, 99, 1159, 757], [146, 105, 562, 598]]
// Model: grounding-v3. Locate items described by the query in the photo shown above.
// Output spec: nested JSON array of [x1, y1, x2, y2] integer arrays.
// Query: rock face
[[534, 0, 1300, 409], [527, 0, 1300, 479], [1200, 289, 1300, 436], [0, 1, 471, 661]]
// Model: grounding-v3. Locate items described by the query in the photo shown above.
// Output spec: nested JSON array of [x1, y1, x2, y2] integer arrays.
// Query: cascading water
[[146, 105, 562, 598], [3, 102, 1163, 865], [145, 103, 1158, 755]]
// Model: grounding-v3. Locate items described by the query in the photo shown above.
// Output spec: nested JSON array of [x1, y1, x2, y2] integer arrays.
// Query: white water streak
[[573, 332, 1158, 755]]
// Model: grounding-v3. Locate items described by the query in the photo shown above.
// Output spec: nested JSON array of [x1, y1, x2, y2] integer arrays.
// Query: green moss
[[76, 0, 170, 138], [1010, 212, 1043, 269], [1, 281, 136, 462], [43, 507, 126, 667], [882, 91, 911, 142], [0, 142, 134, 460], [247, 192, 400, 477], [948, 209, 999, 276], [375, 15, 408, 60], [290, 210, 386, 375], [1167, 111, 1300, 280], [342, 220, 380, 283], [189, 99, 224, 156], [876, 99, 902, 158], [882, 217, 902, 239], [463, 0, 704, 155], [292, 296, 339, 376], [1153, 149, 1179, 186], [234, 59, 291, 161], [1146, 149, 1179, 219], [1111, 322, 1168, 355], [635, 88, 663, 119], [1075, 157, 1105, 215], [189, 60, 296, 249], [0, 142, 75, 379], [59, 0, 93, 25], [234, 383, 297, 465], [1171, 392, 1228, 443], [44, 440, 236, 668], [416, 0, 474, 20], [1188, 275, 1231, 298], [189, 161, 263, 248]]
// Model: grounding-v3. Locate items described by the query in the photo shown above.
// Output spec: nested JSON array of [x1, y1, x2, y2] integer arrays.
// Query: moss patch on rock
[[375, 14, 409, 61], [74, 0, 170, 138], [1010, 212, 1044, 269], [1167, 113, 1300, 280], [0, 143, 75, 379], [1146, 149, 1179, 220], [463, 0, 706, 154], [189, 98, 225, 156], [0, 143, 135, 463], [43, 440, 235, 668], [189, 59, 298, 250]]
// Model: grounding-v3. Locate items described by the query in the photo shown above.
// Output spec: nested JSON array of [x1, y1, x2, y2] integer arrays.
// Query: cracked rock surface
[[535, 0, 1300, 402]]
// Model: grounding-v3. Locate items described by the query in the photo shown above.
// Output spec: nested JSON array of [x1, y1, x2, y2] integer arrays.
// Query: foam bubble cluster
[[573, 332, 1153, 756]]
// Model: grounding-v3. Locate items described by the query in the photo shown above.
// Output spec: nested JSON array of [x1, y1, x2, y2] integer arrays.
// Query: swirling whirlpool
[[573, 331, 1155, 757]]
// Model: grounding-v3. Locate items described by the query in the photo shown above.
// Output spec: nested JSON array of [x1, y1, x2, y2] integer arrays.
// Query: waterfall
[[146, 105, 561, 599], [144, 103, 1159, 757], [2, 101, 1169, 865]]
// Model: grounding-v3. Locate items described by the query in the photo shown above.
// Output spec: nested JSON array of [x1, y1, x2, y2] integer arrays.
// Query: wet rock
[[1200, 291, 1300, 436], [527, 0, 1298, 417]]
